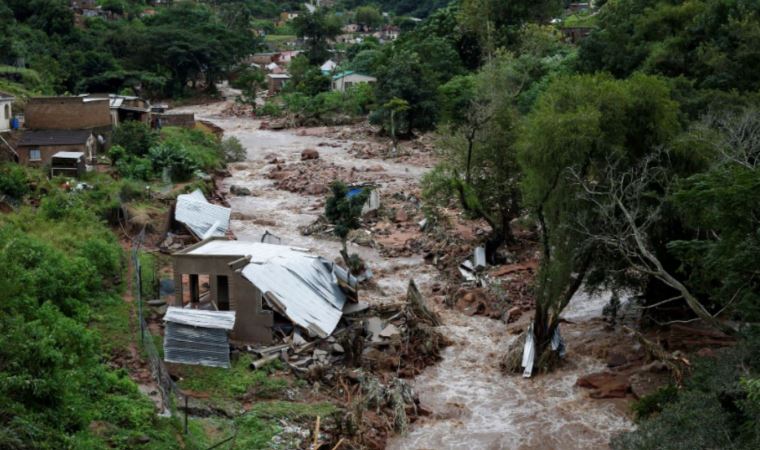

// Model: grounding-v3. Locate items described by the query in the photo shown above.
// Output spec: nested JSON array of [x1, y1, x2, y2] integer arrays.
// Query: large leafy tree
[[292, 9, 342, 65], [578, 0, 760, 93], [513, 73, 683, 371], [426, 30, 573, 255], [459, 0, 562, 54], [670, 108, 760, 322]]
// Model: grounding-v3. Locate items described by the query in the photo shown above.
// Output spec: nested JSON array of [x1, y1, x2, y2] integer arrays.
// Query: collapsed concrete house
[[172, 238, 356, 345]]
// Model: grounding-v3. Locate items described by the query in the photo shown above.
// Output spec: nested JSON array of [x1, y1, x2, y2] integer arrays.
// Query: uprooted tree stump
[[500, 328, 563, 376], [406, 279, 441, 327]]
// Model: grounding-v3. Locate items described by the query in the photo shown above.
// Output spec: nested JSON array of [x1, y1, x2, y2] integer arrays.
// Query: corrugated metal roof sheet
[[52, 151, 85, 159], [18, 130, 92, 146], [186, 240, 309, 258], [163, 307, 236, 368], [241, 253, 347, 338], [175, 189, 231, 239], [163, 307, 236, 330]]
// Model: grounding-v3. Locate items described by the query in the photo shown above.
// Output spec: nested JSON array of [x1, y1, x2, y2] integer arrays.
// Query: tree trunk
[[465, 130, 475, 185]]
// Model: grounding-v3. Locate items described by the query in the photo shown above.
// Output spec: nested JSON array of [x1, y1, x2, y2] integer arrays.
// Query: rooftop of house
[[18, 129, 92, 146], [51, 151, 85, 159], [0, 91, 14, 100], [332, 71, 375, 80]]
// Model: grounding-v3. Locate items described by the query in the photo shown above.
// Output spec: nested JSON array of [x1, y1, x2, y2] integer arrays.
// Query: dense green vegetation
[[339, 0, 451, 18], [0, 166, 184, 448], [0, 0, 258, 96]]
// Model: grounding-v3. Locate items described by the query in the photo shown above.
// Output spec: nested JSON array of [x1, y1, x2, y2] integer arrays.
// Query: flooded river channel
[[178, 102, 634, 449]]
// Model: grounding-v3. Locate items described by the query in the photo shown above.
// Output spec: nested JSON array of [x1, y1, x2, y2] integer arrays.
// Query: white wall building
[[331, 71, 377, 92], [0, 92, 14, 132]]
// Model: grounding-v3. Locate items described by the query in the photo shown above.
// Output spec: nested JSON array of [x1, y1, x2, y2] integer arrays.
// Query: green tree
[[371, 49, 439, 133], [112, 121, 158, 157], [383, 97, 410, 153], [325, 181, 368, 261], [292, 9, 342, 65], [355, 5, 383, 30], [234, 67, 266, 111], [670, 108, 760, 322], [577, 0, 760, 93], [459, 0, 562, 55], [513, 73, 682, 371], [286, 55, 331, 96]]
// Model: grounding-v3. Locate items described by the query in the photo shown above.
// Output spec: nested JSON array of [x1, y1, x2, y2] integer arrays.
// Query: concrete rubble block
[[379, 324, 401, 339]]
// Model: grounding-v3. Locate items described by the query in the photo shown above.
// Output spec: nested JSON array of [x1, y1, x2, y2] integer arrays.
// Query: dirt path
[[176, 102, 633, 449]]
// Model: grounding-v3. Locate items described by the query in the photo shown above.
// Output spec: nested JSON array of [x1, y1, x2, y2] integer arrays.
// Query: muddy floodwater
[[178, 102, 634, 449]]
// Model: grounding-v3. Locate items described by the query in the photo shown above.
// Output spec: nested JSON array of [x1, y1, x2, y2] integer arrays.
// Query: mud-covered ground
[[175, 102, 635, 449]]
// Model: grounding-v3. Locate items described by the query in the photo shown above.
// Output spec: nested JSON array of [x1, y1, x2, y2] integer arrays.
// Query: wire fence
[[130, 227, 179, 417], [129, 224, 238, 448]]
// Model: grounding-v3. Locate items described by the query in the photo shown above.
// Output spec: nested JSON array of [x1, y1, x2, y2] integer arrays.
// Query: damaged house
[[172, 237, 356, 345]]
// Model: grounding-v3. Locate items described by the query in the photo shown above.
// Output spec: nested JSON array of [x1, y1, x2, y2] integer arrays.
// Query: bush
[[0, 163, 30, 198], [159, 127, 222, 172], [221, 136, 246, 163], [112, 121, 159, 157], [148, 142, 199, 182], [115, 155, 155, 181], [260, 101, 283, 117], [612, 328, 760, 450], [107, 144, 128, 164]]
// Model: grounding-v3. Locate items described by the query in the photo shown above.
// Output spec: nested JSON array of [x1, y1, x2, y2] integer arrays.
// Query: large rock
[[230, 185, 251, 196], [577, 372, 630, 399], [301, 148, 320, 160]]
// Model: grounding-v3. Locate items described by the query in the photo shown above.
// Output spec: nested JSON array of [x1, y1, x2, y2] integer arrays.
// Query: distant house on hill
[[343, 24, 360, 33], [267, 74, 291, 95], [331, 71, 377, 92], [321, 60, 337, 75]]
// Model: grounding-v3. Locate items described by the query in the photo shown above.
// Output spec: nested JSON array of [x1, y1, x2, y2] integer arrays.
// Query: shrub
[[112, 121, 159, 157], [107, 144, 128, 164], [612, 328, 760, 450], [0, 163, 30, 198], [221, 136, 246, 163], [159, 126, 222, 172], [115, 155, 155, 181], [260, 101, 283, 117], [148, 142, 199, 182]]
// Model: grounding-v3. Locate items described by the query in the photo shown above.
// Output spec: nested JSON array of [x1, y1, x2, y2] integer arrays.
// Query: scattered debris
[[260, 230, 283, 245]]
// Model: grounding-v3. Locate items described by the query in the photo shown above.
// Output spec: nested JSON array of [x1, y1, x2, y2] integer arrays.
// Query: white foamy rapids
[[389, 294, 634, 450]]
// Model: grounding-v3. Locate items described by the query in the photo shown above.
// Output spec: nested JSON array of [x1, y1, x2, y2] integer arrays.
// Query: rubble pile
[[245, 281, 448, 380], [221, 102, 253, 117], [267, 159, 389, 196], [237, 280, 446, 449]]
